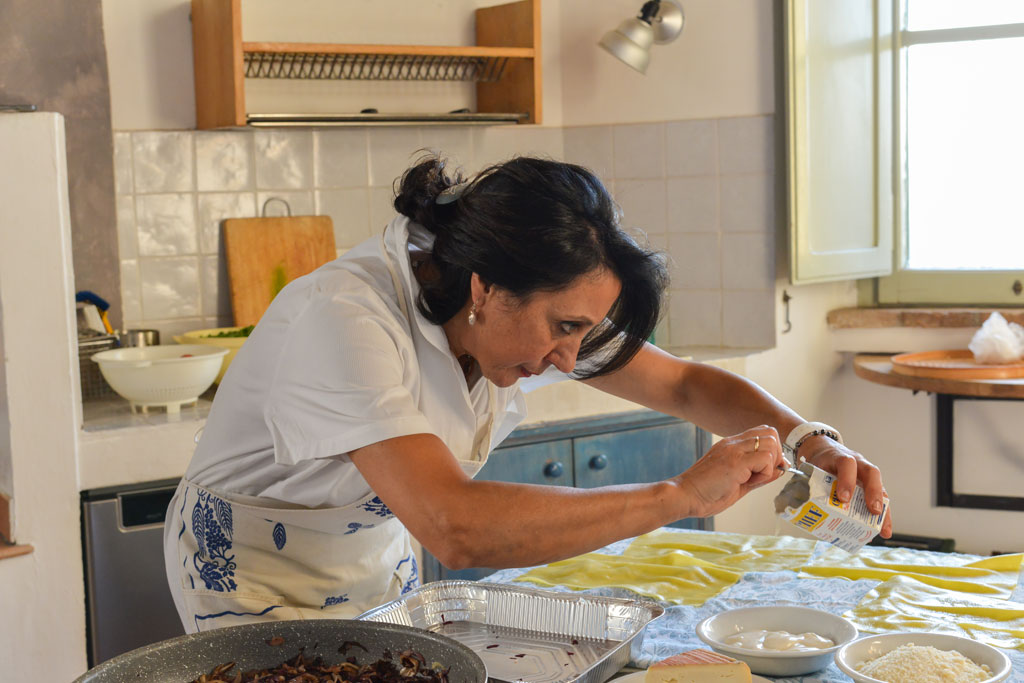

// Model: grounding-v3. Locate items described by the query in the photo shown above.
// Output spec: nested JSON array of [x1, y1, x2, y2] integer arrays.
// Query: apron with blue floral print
[[163, 226, 493, 633]]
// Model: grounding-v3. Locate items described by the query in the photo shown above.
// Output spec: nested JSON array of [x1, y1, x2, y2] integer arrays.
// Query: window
[[878, 1, 1024, 304]]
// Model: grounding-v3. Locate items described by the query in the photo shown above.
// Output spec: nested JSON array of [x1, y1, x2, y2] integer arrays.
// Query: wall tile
[[119, 259, 142, 323], [254, 130, 314, 190], [668, 233, 721, 289], [136, 193, 197, 256], [471, 127, 523, 168], [115, 195, 137, 260], [652, 315, 670, 350], [647, 232, 669, 254], [316, 188, 371, 248], [256, 191, 314, 217], [722, 233, 775, 290], [132, 131, 194, 193], [200, 254, 230, 319], [370, 186, 397, 234], [314, 128, 369, 188], [419, 126, 474, 172], [113, 132, 133, 195], [368, 127, 422, 187], [506, 126, 565, 160], [145, 317, 206, 341], [196, 131, 253, 191], [722, 290, 776, 348], [613, 122, 665, 179], [666, 120, 717, 177], [668, 291, 722, 347], [563, 126, 614, 181], [720, 173, 775, 233], [718, 115, 775, 175], [197, 192, 257, 255], [471, 126, 563, 169], [666, 176, 718, 232], [118, 116, 779, 351], [140, 257, 201, 319], [207, 314, 235, 329], [615, 179, 667, 237]]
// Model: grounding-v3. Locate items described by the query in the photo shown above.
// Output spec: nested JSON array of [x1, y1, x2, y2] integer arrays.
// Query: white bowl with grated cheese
[[835, 632, 1012, 683]]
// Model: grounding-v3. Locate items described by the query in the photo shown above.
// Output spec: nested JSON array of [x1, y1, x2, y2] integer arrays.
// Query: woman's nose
[[545, 339, 580, 374]]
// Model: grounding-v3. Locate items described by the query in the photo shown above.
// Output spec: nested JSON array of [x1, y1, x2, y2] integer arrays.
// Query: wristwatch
[[784, 421, 843, 463]]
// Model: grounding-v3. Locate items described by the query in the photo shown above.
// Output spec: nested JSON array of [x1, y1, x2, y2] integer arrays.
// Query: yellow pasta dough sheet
[[514, 530, 816, 605], [800, 546, 1024, 599], [846, 574, 1024, 650]]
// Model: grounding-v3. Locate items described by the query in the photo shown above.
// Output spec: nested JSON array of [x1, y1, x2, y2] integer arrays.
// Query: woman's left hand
[[796, 435, 893, 538]]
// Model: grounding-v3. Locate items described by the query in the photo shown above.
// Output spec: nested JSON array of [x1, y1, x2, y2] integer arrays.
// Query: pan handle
[[262, 197, 292, 217]]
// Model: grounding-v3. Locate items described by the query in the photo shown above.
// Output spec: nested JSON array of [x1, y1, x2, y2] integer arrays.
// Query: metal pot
[[73, 619, 487, 683]]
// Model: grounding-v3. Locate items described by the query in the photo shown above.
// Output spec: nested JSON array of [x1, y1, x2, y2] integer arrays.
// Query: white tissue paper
[[968, 312, 1024, 364]]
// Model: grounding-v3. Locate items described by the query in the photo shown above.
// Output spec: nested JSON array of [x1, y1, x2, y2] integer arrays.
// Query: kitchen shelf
[[191, 0, 542, 128]]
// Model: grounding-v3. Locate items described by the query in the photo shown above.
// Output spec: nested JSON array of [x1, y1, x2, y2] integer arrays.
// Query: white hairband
[[435, 168, 498, 205], [435, 181, 470, 205]]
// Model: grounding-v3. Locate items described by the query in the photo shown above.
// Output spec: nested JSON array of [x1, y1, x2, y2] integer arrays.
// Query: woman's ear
[[469, 273, 492, 305]]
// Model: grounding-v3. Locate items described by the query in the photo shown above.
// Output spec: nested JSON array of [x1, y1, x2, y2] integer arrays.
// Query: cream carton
[[774, 462, 888, 553]]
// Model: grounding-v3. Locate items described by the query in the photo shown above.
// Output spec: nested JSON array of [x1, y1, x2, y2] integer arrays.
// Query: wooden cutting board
[[223, 215, 336, 326]]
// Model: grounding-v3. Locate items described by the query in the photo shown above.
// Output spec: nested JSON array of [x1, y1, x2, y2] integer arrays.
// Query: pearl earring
[[468, 302, 477, 326]]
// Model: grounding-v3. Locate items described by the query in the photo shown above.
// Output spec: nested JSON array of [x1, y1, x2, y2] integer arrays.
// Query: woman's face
[[464, 268, 622, 388]]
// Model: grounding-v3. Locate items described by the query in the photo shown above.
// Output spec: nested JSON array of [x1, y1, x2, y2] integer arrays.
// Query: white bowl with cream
[[696, 605, 858, 676], [835, 632, 1011, 683]]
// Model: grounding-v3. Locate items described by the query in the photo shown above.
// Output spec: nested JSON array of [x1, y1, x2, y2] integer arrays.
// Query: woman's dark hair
[[393, 153, 668, 379]]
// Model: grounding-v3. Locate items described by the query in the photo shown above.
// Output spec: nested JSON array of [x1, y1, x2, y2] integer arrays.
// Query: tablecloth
[[481, 528, 1024, 683]]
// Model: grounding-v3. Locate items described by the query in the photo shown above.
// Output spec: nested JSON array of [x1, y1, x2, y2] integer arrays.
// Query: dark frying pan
[[73, 619, 487, 683]]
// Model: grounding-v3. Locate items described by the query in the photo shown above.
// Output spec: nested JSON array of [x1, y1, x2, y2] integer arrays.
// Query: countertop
[[77, 390, 214, 491]]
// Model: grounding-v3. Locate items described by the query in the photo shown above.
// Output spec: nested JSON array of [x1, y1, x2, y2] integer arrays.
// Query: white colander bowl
[[91, 344, 228, 413]]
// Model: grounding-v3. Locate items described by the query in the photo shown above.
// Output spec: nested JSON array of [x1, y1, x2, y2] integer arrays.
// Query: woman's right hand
[[673, 425, 787, 519]]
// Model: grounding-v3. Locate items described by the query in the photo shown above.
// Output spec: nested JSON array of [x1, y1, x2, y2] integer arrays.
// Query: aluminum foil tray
[[358, 580, 663, 683]]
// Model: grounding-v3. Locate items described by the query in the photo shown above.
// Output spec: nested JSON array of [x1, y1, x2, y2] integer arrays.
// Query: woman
[[164, 154, 891, 633]]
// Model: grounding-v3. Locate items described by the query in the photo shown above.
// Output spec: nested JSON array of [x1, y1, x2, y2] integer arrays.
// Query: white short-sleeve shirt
[[185, 216, 568, 508]]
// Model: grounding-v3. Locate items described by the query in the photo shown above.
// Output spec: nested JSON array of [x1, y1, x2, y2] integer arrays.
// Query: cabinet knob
[[543, 461, 564, 478], [589, 454, 608, 470]]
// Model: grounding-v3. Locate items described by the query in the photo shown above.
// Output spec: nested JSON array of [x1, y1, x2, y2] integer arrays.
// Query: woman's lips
[[520, 367, 534, 378]]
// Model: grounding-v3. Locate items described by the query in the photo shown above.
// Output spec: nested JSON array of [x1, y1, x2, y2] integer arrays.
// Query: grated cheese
[[855, 643, 992, 683]]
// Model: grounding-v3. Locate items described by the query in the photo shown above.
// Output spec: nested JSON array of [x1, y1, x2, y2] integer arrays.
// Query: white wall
[[0, 289, 11, 498], [557, 0, 775, 125], [102, 0, 565, 130], [102, 0, 775, 131], [0, 113, 88, 681]]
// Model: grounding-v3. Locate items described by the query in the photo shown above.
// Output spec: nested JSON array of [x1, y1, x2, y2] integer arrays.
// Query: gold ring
[[754, 435, 760, 452]]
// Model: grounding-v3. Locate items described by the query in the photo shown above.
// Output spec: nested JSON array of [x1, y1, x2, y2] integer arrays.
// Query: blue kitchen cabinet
[[420, 410, 712, 583]]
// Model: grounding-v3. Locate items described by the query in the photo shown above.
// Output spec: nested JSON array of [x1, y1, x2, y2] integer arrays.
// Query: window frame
[[876, 10, 1024, 305]]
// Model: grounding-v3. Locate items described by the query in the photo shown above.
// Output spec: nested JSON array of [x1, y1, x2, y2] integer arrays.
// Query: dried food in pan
[[189, 647, 451, 683]]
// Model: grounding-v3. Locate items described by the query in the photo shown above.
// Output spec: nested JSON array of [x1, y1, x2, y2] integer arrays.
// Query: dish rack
[[190, 0, 541, 127], [78, 334, 119, 400]]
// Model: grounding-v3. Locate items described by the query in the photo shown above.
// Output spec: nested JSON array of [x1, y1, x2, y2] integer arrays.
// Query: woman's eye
[[559, 321, 580, 335]]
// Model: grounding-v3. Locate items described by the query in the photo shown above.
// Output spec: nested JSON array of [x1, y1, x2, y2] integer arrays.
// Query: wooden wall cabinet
[[190, 0, 542, 128], [421, 410, 713, 583]]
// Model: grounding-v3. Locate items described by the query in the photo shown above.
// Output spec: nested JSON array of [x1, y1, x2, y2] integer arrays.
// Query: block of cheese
[[644, 649, 751, 683]]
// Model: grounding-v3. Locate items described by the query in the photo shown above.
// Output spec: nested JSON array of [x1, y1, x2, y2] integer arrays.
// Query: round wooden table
[[853, 354, 1024, 511], [853, 354, 1024, 399]]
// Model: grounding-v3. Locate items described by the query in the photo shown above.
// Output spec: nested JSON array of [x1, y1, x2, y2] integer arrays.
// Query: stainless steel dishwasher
[[81, 478, 185, 666]]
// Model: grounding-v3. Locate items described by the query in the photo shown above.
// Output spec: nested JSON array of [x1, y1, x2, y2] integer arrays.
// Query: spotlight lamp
[[598, 0, 685, 74]]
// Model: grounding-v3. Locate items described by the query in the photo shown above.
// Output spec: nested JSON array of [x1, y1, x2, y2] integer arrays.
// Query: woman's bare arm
[[349, 428, 782, 570]]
